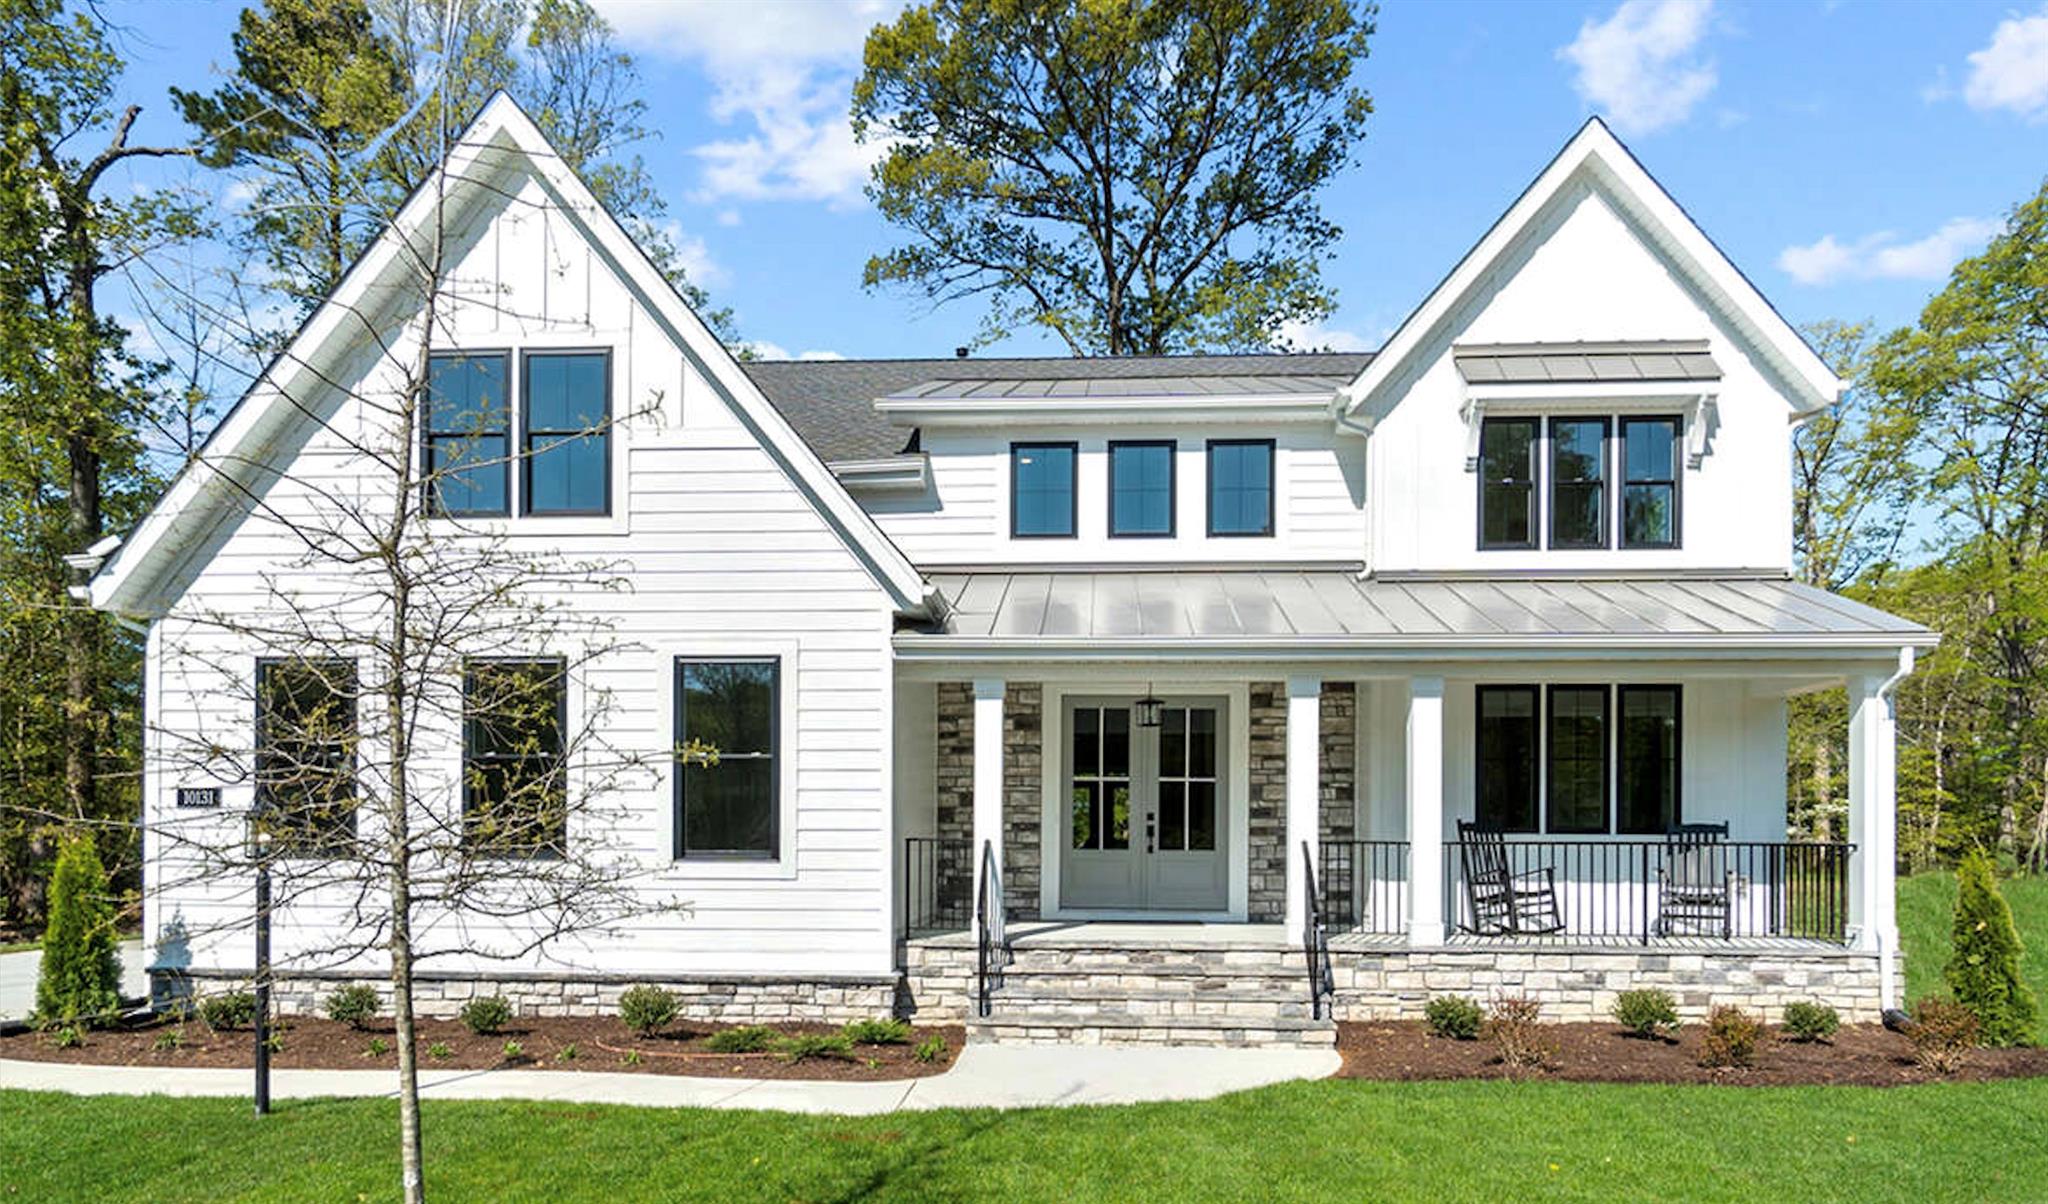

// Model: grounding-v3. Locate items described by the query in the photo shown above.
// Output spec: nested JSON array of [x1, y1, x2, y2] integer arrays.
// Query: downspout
[[1874, 645, 1915, 1011], [1332, 389, 1377, 576]]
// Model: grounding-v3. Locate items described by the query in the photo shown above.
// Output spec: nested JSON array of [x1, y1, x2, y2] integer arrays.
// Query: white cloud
[[1961, 4, 2048, 119], [740, 339, 848, 362], [594, 0, 906, 206], [1777, 217, 2003, 286], [1558, 0, 1718, 135], [657, 220, 727, 288], [1273, 317, 1383, 354]]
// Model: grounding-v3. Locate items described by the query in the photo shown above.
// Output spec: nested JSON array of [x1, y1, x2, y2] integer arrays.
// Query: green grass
[[1898, 870, 2048, 1006], [4, 1079, 2046, 1203]]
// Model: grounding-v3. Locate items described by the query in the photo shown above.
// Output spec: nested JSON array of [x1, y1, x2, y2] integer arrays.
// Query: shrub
[[773, 1032, 855, 1063], [33, 836, 124, 1027], [1486, 994, 1553, 1070], [621, 1050, 644, 1067], [1611, 989, 1680, 1039], [556, 1043, 579, 1062], [617, 985, 679, 1037], [914, 1034, 947, 1063], [426, 1041, 454, 1060], [501, 1039, 523, 1060], [1944, 849, 2039, 1047], [1424, 995, 1483, 1041], [263, 1031, 284, 1054], [363, 1037, 390, 1058], [1781, 1000, 1840, 1044], [151, 1029, 183, 1053], [48, 1025, 82, 1049], [1907, 998, 1979, 1074], [703, 1024, 776, 1054], [197, 990, 257, 1032], [844, 1017, 911, 1046], [458, 995, 512, 1036], [325, 984, 381, 1031], [1698, 1005, 1768, 1069]]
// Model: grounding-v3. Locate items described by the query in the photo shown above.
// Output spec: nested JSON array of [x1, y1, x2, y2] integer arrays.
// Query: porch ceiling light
[[1135, 686, 1164, 728]]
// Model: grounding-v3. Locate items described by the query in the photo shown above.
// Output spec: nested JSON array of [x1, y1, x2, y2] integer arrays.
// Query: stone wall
[[1319, 682, 1356, 845], [1246, 682, 1287, 921], [933, 682, 975, 919], [1003, 683, 1043, 919]]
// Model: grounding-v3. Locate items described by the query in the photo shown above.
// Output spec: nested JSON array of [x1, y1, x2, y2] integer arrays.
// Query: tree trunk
[[61, 238, 104, 826], [388, 665, 423, 1203]]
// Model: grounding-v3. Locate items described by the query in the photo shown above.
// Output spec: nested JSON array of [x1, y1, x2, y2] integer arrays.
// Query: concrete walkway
[[0, 940, 147, 1023], [0, 1043, 1339, 1114]]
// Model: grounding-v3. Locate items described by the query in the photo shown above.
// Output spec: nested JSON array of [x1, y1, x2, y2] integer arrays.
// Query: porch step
[[968, 1009, 1336, 1048]]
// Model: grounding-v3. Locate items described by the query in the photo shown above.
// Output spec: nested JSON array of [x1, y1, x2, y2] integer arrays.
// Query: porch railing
[[1319, 840, 1410, 935], [1442, 838, 1854, 945], [903, 836, 972, 934]]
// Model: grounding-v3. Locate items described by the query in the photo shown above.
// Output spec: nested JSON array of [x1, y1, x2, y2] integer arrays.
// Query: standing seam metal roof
[[1454, 340, 1720, 386]]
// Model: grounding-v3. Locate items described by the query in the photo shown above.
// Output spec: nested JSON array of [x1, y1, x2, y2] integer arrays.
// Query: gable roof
[[1338, 118, 1839, 423], [91, 94, 935, 618], [743, 352, 1371, 463]]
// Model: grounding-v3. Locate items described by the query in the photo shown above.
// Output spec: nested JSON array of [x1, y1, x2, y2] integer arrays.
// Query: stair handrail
[[975, 838, 1004, 1018], [1302, 840, 1334, 1021]]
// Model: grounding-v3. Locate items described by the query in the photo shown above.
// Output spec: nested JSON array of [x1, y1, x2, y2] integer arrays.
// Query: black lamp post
[[252, 816, 273, 1117]]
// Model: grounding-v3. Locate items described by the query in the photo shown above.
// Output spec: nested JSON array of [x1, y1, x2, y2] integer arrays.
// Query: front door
[[1059, 697, 1228, 912]]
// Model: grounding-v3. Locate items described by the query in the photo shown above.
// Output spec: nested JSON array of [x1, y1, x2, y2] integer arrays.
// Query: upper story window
[[255, 657, 357, 855], [675, 659, 779, 859], [462, 658, 566, 859], [522, 351, 611, 516], [1011, 442, 1077, 538], [425, 353, 511, 516], [1478, 418, 1537, 549], [1206, 439, 1274, 537], [1108, 440, 1175, 538], [1478, 414, 1682, 551]]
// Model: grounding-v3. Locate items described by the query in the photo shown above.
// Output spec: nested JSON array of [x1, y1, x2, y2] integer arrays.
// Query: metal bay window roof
[[902, 571, 1935, 655]]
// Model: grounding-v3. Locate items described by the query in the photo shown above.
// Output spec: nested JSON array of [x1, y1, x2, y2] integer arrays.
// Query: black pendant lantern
[[1134, 685, 1164, 728]]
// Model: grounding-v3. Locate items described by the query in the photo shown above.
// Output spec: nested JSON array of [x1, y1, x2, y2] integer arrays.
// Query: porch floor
[[907, 921, 1851, 955]]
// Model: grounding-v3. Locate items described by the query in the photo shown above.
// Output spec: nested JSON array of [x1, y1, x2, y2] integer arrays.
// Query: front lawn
[[1898, 870, 2048, 1006], [3, 1077, 2045, 1202]]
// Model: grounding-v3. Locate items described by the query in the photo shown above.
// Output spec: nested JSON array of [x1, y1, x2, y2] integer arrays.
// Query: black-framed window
[[1549, 417, 1609, 549], [1206, 439, 1274, 537], [1011, 442, 1077, 538], [675, 659, 779, 859], [1621, 416, 1681, 548], [462, 659, 566, 858], [522, 351, 610, 516], [1545, 685, 1609, 834], [255, 658, 357, 854], [1108, 440, 1175, 538], [424, 352, 511, 516], [1618, 685, 1682, 833], [1478, 418, 1538, 549], [1475, 685, 1538, 832]]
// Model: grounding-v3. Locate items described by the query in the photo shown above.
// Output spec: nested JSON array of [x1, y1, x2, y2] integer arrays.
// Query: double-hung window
[[1011, 443, 1077, 538], [1108, 440, 1175, 538], [1206, 439, 1274, 537], [254, 658, 357, 853], [425, 353, 511, 516], [1621, 416, 1680, 548], [1548, 418, 1608, 549], [462, 659, 567, 858], [675, 659, 779, 859], [1480, 414, 1681, 550], [522, 351, 610, 516], [1473, 683, 1682, 835], [1478, 418, 1538, 548]]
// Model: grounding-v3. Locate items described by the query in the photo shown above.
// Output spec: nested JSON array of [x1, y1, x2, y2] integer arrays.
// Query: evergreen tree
[[1944, 848, 2039, 1046], [34, 835, 123, 1025]]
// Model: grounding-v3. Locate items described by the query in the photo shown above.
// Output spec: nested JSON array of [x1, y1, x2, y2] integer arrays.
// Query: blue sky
[[98, 0, 2048, 363]]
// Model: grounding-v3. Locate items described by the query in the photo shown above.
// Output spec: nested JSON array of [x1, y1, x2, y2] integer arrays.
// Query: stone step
[[988, 990, 1317, 1021], [995, 949, 1311, 974], [968, 1009, 1336, 1048], [985, 968, 1307, 994]]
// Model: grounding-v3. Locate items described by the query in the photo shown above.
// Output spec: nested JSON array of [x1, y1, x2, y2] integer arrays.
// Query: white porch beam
[[971, 678, 1006, 923], [1406, 675, 1447, 946], [1285, 676, 1322, 935]]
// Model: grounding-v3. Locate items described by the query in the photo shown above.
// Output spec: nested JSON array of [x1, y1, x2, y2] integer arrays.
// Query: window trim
[[673, 656, 783, 862], [518, 347, 614, 518], [1546, 416, 1610, 550], [1107, 439, 1177, 539], [1617, 683, 1684, 834], [253, 656, 358, 857], [1205, 438, 1276, 538], [1543, 683, 1612, 835], [1476, 417, 1539, 550], [423, 349, 514, 518], [1618, 414, 1682, 549], [460, 656, 568, 860], [1474, 684, 1540, 834], [1009, 441, 1080, 539]]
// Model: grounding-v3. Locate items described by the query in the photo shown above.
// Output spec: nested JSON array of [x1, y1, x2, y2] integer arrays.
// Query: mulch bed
[[0, 1014, 963, 1082], [1337, 1020, 2048, 1086]]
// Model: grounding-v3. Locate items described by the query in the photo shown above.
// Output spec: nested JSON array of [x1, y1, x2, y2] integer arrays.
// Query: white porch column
[[1405, 675, 1446, 946], [971, 678, 1007, 922], [1847, 668, 1900, 964], [1285, 676, 1322, 935]]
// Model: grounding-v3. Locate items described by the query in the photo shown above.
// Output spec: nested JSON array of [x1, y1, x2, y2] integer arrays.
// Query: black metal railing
[[975, 838, 1005, 1018], [1442, 838, 1854, 945], [1320, 839, 1410, 935], [904, 836, 972, 934], [1302, 841, 1334, 1020]]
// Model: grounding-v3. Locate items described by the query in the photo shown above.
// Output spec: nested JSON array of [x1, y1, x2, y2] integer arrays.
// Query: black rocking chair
[[1655, 822, 1736, 938], [1457, 820, 1564, 936]]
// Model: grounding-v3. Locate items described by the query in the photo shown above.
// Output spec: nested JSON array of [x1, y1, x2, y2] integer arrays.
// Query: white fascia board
[[892, 632, 1942, 663], [1463, 381, 1716, 406], [876, 394, 1335, 426], [1336, 118, 1841, 426]]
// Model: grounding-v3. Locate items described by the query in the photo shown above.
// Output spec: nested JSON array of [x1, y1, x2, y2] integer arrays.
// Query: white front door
[[1059, 697, 1229, 912]]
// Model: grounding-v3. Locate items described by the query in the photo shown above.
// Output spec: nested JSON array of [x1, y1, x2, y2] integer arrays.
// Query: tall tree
[[853, 0, 1376, 355], [0, 0, 195, 922]]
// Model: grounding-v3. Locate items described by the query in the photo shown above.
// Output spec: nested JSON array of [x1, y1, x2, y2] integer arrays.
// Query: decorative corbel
[[1461, 396, 1486, 471], [1686, 394, 1718, 468]]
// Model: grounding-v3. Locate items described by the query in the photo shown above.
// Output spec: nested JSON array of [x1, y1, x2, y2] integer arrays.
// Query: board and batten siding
[[143, 162, 901, 982]]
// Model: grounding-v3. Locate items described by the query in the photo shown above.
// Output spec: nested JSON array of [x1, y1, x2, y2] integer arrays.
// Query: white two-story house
[[90, 96, 1933, 1046]]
